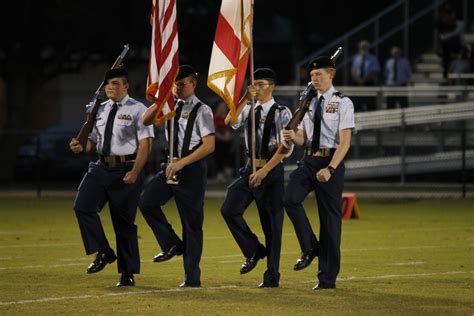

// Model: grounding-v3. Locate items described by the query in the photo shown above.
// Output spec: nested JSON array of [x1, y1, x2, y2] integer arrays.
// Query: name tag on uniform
[[325, 102, 339, 113], [182, 112, 190, 119], [118, 114, 132, 120]]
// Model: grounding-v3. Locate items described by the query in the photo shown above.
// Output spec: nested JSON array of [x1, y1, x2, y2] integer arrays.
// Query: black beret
[[308, 56, 335, 72], [176, 65, 197, 81], [254, 68, 276, 82], [103, 68, 128, 84]]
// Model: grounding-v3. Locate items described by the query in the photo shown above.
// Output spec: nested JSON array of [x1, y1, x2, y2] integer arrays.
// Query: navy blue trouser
[[221, 163, 284, 284], [139, 160, 207, 285], [73, 161, 143, 274], [284, 156, 344, 286]]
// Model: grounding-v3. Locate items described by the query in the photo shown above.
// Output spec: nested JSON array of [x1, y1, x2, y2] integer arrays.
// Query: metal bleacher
[[346, 101, 474, 180], [354, 101, 474, 130], [275, 87, 474, 181]]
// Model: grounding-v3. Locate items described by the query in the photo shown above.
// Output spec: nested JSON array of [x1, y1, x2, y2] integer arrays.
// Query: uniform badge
[[260, 116, 266, 124], [182, 112, 189, 119], [325, 102, 339, 113], [118, 114, 132, 120]]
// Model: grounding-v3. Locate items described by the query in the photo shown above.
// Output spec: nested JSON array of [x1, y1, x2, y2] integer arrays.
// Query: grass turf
[[0, 197, 472, 315]]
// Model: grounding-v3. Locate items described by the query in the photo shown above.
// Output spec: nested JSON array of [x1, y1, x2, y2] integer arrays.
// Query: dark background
[[0, 0, 470, 186]]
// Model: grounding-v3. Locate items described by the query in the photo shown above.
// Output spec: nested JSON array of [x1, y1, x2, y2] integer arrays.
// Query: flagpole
[[168, 115, 175, 165], [248, 0, 256, 174], [166, 115, 175, 184]]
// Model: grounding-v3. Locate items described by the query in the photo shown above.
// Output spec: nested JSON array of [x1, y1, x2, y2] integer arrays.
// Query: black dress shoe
[[87, 251, 117, 274], [293, 247, 318, 271], [153, 244, 183, 262], [179, 281, 201, 288], [240, 245, 266, 275], [312, 283, 336, 290], [116, 274, 135, 287], [258, 282, 279, 288]]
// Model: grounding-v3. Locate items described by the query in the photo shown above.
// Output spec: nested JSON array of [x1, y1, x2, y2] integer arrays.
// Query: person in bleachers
[[384, 46, 412, 109], [436, 2, 465, 80], [351, 40, 381, 111], [448, 46, 471, 85]]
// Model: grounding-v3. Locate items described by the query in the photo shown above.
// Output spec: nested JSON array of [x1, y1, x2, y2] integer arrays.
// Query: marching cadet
[[139, 65, 215, 288], [282, 56, 355, 290], [69, 68, 154, 287], [220, 68, 292, 288]]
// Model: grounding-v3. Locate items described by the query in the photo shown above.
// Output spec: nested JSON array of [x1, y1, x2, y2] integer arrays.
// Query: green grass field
[[0, 196, 473, 315]]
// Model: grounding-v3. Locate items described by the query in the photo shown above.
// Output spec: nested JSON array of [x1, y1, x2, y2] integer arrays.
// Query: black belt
[[305, 148, 335, 157], [99, 153, 136, 167]]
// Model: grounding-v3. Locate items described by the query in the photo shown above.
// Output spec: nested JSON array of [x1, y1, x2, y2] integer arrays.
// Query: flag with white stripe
[[147, 0, 179, 125], [207, 0, 252, 123]]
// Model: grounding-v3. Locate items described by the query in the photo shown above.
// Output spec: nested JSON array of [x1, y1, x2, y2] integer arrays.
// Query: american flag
[[207, 0, 252, 123], [147, 0, 179, 125]]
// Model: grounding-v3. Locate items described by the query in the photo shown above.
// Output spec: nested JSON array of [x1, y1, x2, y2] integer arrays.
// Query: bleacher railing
[[275, 88, 474, 197], [275, 85, 474, 111]]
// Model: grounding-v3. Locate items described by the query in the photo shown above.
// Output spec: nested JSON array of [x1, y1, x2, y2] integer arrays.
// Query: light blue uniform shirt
[[232, 98, 292, 153], [90, 95, 154, 156], [167, 94, 215, 156], [384, 57, 412, 86], [298, 86, 355, 148], [351, 53, 381, 78]]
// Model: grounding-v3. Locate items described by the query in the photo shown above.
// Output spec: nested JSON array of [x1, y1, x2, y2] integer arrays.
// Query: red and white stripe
[[207, 0, 252, 122], [147, 0, 179, 125]]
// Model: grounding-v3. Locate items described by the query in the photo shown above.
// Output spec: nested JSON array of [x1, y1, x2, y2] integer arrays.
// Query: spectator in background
[[448, 46, 471, 85], [351, 40, 381, 111], [437, 2, 464, 80], [209, 101, 234, 182], [384, 46, 412, 109]]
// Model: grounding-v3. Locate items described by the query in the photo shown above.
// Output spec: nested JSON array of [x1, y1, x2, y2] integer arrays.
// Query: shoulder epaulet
[[126, 97, 137, 105], [276, 104, 285, 111], [271, 102, 286, 111], [334, 91, 346, 98]]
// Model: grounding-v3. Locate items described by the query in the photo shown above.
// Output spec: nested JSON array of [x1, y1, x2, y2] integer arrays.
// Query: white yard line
[[0, 263, 85, 270], [0, 243, 78, 249], [0, 285, 238, 306], [1, 271, 472, 306], [337, 270, 474, 282], [388, 261, 425, 266], [298, 270, 474, 284], [218, 260, 243, 264]]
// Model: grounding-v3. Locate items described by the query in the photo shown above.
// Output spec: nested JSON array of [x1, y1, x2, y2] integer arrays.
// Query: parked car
[[15, 124, 92, 181]]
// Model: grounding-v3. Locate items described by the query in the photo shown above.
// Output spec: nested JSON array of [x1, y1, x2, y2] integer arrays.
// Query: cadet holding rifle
[[69, 54, 154, 286], [283, 52, 354, 290]]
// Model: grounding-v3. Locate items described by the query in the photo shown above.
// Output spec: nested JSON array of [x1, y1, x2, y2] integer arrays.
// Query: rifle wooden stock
[[276, 85, 316, 155], [75, 44, 130, 149], [76, 96, 102, 148]]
